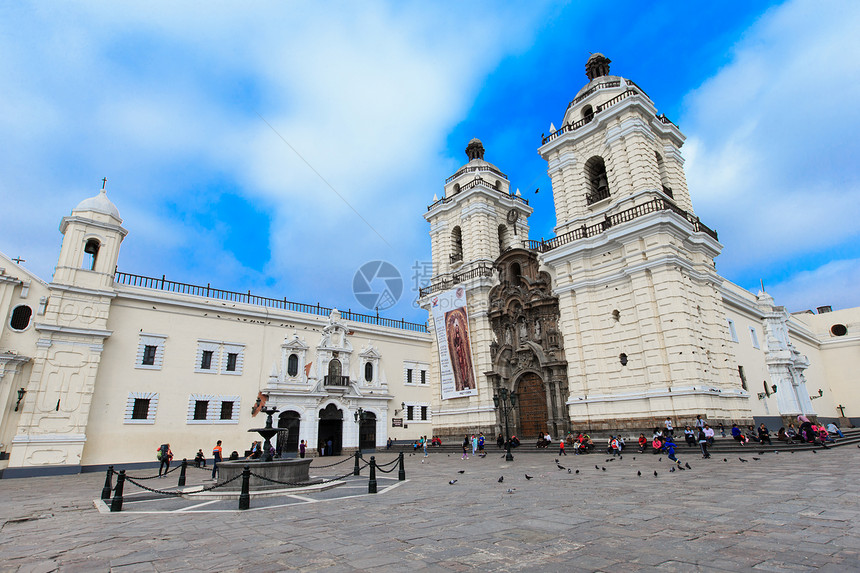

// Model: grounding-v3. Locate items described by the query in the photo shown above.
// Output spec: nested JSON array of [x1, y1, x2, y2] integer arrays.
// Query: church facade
[[1, 55, 858, 477]]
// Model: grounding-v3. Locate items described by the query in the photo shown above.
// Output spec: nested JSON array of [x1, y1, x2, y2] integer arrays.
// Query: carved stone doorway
[[516, 372, 548, 438], [317, 404, 343, 456]]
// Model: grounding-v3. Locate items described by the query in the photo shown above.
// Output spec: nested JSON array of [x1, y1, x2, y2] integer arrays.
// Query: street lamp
[[493, 388, 517, 462], [354, 407, 366, 423]]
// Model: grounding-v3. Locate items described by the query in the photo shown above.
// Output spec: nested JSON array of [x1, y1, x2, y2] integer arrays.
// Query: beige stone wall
[[77, 290, 432, 466]]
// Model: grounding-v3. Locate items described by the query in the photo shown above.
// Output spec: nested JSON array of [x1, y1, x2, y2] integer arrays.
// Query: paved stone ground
[[1, 447, 859, 572]]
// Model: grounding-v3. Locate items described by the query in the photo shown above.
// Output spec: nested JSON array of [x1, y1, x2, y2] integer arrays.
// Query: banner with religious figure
[[431, 286, 477, 400]]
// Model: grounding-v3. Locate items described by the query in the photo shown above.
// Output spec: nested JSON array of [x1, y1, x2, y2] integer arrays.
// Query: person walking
[[211, 440, 223, 480], [157, 443, 172, 477], [698, 427, 711, 459], [423, 435, 429, 457], [299, 439, 306, 458], [462, 435, 469, 460], [471, 434, 478, 456], [559, 438, 567, 456]]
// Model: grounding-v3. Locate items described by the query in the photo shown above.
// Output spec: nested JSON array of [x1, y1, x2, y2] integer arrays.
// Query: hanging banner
[[431, 286, 477, 400]]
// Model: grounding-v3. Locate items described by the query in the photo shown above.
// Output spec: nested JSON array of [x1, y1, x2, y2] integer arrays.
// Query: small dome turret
[[465, 138, 485, 161], [73, 187, 121, 221], [585, 53, 611, 81]]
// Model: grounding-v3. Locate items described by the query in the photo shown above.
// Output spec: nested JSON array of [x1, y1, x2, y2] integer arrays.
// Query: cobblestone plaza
[[1, 448, 858, 572]]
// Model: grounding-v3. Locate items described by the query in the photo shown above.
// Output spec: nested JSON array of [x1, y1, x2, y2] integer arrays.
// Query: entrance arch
[[515, 372, 549, 438], [318, 403, 343, 455], [277, 410, 301, 454], [359, 411, 377, 450]]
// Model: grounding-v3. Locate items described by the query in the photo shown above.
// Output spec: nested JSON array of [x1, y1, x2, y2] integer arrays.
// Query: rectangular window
[[220, 401, 234, 420], [727, 319, 738, 343], [131, 398, 150, 420], [226, 353, 238, 372], [407, 369, 413, 384], [407, 405, 414, 421], [420, 370, 426, 384], [749, 327, 760, 349], [738, 365, 747, 390], [201, 350, 213, 370], [194, 400, 209, 420], [142, 345, 157, 366], [421, 406, 428, 421]]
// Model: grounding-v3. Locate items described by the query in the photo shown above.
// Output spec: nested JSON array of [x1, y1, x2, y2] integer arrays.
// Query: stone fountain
[[215, 406, 314, 490]]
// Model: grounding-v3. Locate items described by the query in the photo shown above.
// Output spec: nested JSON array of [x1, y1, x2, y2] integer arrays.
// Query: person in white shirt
[[703, 424, 715, 444], [664, 417, 674, 438], [826, 423, 844, 439]]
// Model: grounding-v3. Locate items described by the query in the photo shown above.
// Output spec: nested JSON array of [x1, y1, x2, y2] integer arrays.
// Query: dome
[[73, 188, 121, 220]]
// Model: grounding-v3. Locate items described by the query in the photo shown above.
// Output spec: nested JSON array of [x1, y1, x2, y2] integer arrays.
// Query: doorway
[[516, 372, 548, 438], [317, 404, 343, 455], [277, 410, 301, 454], [359, 411, 377, 451]]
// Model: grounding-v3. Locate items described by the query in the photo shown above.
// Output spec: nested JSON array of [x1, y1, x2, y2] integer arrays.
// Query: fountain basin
[[216, 458, 314, 490]]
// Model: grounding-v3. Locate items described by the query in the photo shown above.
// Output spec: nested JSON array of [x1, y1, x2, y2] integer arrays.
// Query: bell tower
[[535, 55, 752, 430], [6, 185, 127, 475], [420, 140, 532, 437]]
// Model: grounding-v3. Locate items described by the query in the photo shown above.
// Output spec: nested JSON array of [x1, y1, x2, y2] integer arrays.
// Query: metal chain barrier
[[309, 456, 355, 469], [117, 469, 243, 496], [375, 457, 400, 468], [122, 464, 180, 480], [374, 461, 400, 474], [249, 465, 365, 487]]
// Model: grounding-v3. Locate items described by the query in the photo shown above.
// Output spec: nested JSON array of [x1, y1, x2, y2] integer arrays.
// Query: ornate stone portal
[[487, 249, 568, 438]]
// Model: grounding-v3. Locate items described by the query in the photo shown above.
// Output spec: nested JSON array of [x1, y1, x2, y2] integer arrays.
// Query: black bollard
[[238, 465, 251, 510], [101, 465, 114, 500], [368, 455, 377, 494], [110, 470, 125, 512], [353, 450, 361, 476], [178, 458, 187, 487], [398, 452, 406, 481]]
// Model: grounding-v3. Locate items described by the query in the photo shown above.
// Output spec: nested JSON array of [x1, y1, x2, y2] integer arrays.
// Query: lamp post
[[493, 388, 517, 462], [354, 407, 366, 452]]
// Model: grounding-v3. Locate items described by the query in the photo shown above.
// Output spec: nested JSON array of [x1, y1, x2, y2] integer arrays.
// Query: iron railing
[[113, 271, 429, 333], [428, 177, 528, 211], [323, 375, 350, 387], [527, 197, 718, 253], [445, 164, 508, 184], [585, 187, 611, 205], [418, 264, 495, 298]]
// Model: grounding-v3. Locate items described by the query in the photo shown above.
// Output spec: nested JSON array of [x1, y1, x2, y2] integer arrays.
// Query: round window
[[830, 324, 847, 337], [10, 305, 32, 331]]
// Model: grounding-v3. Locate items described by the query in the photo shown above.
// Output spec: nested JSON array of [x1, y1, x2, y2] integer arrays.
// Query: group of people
[[461, 433, 487, 459]]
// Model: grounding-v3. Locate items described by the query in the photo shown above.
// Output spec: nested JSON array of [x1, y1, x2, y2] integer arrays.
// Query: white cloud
[[682, 0, 860, 310], [0, 2, 551, 318], [768, 258, 860, 313]]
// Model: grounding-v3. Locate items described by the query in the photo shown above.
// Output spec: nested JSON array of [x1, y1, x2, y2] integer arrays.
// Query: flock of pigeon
[[442, 447, 825, 492]]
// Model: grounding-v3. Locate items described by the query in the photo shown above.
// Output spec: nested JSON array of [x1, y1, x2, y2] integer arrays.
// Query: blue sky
[[2, 1, 859, 324]]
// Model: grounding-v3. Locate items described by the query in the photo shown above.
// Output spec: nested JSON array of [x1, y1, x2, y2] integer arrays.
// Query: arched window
[[582, 105, 594, 123], [451, 226, 463, 263], [453, 183, 460, 194], [655, 152, 673, 198], [511, 262, 521, 282], [83, 238, 100, 270], [9, 305, 32, 331], [328, 358, 342, 379], [364, 362, 373, 382], [287, 354, 299, 377], [494, 179, 501, 190], [584, 156, 610, 205], [498, 225, 508, 254]]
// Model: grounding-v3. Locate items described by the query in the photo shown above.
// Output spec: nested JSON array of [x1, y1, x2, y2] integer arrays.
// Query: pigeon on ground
[[813, 450, 818, 454], [678, 466, 685, 471], [632, 457, 636, 460], [739, 458, 748, 462], [524, 474, 533, 480], [555, 459, 559, 463], [637, 470, 641, 477], [448, 480, 457, 485], [752, 457, 760, 461], [595, 465, 600, 470], [506, 488, 516, 494], [654, 471, 658, 477], [723, 458, 728, 462], [601, 467, 606, 472], [670, 466, 676, 472], [557, 464, 566, 470], [568, 468, 571, 474], [575, 469, 579, 474], [619, 455, 623, 460], [685, 462, 692, 469], [458, 470, 465, 474], [658, 457, 662, 462]]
